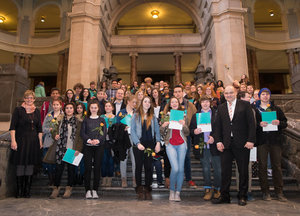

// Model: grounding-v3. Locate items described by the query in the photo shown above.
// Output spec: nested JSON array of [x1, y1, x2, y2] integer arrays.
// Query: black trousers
[[133, 146, 154, 187], [84, 145, 104, 191], [55, 162, 75, 187], [258, 142, 283, 194], [220, 143, 250, 199], [163, 153, 171, 178]]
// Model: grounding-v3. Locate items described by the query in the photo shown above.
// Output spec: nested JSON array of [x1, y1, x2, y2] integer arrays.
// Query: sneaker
[[262, 193, 271, 201], [169, 190, 175, 201], [174, 191, 181, 202], [92, 190, 99, 199], [158, 183, 165, 188], [85, 190, 93, 199], [188, 180, 197, 189], [275, 193, 287, 202], [267, 169, 272, 177]]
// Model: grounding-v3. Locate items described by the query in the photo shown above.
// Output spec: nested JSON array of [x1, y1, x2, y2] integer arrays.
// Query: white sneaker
[[92, 190, 99, 199], [85, 190, 93, 199], [174, 191, 181, 202], [169, 190, 175, 201]]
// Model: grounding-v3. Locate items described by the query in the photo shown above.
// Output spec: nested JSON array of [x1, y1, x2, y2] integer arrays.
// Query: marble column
[[67, 0, 102, 89], [14, 53, 22, 66], [129, 52, 138, 85], [174, 52, 182, 84], [247, 48, 260, 89], [23, 54, 31, 72], [287, 49, 300, 93], [57, 49, 69, 93], [211, 0, 248, 85]]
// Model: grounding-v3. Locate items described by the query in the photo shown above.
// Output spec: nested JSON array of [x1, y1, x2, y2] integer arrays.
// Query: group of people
[[9, 74, 288, 206]]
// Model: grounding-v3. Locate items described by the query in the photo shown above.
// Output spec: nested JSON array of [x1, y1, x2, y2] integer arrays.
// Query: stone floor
[[0, 193, 299, 216]]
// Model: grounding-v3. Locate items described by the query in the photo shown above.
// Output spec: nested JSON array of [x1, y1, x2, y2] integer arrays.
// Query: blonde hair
[[24, 90, 35, 99]]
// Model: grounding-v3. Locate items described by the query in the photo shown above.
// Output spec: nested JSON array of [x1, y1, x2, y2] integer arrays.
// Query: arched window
[[254, 0, 282, 31], [34, 4, 60, 37], [0, 0, 18, 35]]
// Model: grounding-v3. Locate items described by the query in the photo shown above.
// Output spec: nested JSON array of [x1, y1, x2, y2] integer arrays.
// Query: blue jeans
[[184, 136, 192, 181], [166, 143, 187, 192], [101, 148, 114, 177], [153, 159, 163, 184], [201, 148, 221, 190]]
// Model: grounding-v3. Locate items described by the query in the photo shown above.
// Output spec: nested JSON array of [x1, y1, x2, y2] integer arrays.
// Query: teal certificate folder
[[261, 111, 278, 131], [196, 112, 212, 132], [169, 109, 184, 130], [62, 148, 83, 166]]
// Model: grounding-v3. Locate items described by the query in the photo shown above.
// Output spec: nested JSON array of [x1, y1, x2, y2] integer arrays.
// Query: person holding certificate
[[160, 97, 190, 202], [255, 88, 287, 202], [190, 96, 221, 201]]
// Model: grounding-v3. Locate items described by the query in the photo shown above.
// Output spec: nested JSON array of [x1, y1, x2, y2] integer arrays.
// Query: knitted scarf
[[56, 115, 77, 164]]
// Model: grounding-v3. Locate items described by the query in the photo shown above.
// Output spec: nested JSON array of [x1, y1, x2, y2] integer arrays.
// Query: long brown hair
[[163, 96, 185, 114], [136, 96, 154, 130]]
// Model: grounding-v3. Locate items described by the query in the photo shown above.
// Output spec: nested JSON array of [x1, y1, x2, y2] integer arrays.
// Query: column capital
[[129, 52, 138, 57], [173, 52, 183, 57]]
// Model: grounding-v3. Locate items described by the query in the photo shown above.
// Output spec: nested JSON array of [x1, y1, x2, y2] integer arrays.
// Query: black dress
[[9, 107, 42, 165]]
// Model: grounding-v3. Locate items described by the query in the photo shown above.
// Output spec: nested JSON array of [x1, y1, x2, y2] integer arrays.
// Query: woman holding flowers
[[42, 99, 64, 186], [160, 97, 189, 202], [116, 95, 138, 188], [100, 101, 116, 187], [49, 102, 83, 199], [80, 101, 107, 199], [131, 96, 161, 200]]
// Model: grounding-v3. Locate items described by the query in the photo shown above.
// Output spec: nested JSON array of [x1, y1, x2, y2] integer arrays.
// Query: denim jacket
[[130, 113, 161, 146]]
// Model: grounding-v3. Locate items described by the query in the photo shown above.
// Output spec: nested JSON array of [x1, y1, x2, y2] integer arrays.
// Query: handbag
[[42, 141, 57, 164]]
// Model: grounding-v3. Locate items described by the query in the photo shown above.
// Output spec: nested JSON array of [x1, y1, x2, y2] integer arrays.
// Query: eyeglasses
[[25, 96, 34, 99]]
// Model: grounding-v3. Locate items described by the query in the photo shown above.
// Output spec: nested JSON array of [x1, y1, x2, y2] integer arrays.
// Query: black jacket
[[255, 102, 287, 146], [215, 99, 256, 149], [110, 123, 131, 161]]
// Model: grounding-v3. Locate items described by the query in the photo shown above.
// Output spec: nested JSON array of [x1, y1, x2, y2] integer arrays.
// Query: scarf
[[21, 102, 36, 113], [56, 115, 77, 164]]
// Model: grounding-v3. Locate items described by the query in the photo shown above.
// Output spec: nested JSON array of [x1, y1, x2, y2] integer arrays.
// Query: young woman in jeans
[[160, 97, 189, 202], [131, 96, 161, 200]]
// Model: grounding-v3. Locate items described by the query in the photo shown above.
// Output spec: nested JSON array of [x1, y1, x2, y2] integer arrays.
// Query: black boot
[[24, 176, 33, 198], [15, 176, 24, 198], [144, 186, 152, 200]]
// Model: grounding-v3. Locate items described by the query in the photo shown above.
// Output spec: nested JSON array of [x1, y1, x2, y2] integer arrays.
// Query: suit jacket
[[215, 99, 256, 149], [113, 101, 126, 115]]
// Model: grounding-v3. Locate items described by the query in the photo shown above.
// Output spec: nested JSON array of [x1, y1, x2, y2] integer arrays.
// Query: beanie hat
[[258, 88, 271, 98]]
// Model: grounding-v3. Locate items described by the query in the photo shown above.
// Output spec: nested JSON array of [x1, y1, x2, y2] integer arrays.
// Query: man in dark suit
[[113, 88, 126, 115], [212, 86, 256, 206]]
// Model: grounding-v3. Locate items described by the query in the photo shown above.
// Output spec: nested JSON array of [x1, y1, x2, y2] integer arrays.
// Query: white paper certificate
[[263, 124, 278, 132], [72, 153, 83, 166], [250, 147, 257, 162], [169, 121, 183, 130], [197, 124, 212, 132]]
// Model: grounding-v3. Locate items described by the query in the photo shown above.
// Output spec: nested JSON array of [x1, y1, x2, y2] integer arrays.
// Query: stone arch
[[32, 2, 61, 37], [0, 0, 19, 34], [107, 0, 203, 35], [253, 0, 284, 30]]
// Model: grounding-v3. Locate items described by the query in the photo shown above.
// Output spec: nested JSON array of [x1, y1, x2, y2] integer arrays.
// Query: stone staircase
[[30, 151, 300, 197]]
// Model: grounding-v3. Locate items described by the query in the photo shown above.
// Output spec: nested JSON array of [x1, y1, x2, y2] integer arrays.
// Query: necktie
[[229, 102, 233, 121]]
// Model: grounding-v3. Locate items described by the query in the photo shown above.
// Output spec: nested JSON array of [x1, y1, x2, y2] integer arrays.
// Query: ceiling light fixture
[[269, 10, 274, 17], [151, 10, 159, 19], [0, 16, 5, 23], [41, 16, 45, 23]]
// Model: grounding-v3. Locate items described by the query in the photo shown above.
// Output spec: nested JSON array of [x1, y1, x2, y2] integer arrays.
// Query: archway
[[0, 0, 19, 34]]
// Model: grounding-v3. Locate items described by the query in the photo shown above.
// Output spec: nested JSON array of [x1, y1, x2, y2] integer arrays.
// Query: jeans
[[201, 149, 221, 190], [184, 136, 192, 181], [153, 160, 163, 184], [166, 143, 187, 192], [101, 148, 114, 177], [120, 146, 135, 178]]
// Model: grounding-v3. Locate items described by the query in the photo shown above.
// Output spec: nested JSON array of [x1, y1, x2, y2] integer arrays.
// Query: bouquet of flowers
[[194, 137, 205, 156], [107, 115, 114, 127], [144, 148, 156, 157], [160, 111, 170, 123], [48, 114, 62, 140], [93, 122, 105, 136]]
